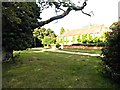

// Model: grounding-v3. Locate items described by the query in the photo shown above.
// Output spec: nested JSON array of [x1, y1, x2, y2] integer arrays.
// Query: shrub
[[42, 36, 56, 47], [56, 43, 61, 48], [87, 34, 93, 43], [72, 36, 76, 43], [77, 34, 81, 43], [101, 22, 120, 83], [81, 34, 87, 43]]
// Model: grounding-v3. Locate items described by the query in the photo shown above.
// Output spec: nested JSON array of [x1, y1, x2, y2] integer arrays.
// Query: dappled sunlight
[[32, 50, 45, 53]]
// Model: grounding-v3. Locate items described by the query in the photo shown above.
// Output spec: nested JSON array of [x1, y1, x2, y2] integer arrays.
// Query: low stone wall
[[64, 46, 103, 50]]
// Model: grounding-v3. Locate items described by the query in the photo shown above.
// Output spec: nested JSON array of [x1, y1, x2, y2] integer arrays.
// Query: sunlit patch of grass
[[63, 48, 102, 54], [2, 50, 120, 88]]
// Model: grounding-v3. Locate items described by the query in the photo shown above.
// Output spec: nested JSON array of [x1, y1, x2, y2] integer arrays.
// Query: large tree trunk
[[2, 48, 13, 62]]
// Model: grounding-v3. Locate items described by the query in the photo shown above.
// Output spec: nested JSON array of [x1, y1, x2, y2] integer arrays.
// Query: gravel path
[[31, 48, 101, 57]]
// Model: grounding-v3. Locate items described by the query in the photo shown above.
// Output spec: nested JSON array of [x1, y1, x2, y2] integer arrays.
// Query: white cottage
[[58, 24, 111, 45]]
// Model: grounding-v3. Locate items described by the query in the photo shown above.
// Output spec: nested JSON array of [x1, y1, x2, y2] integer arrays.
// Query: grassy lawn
[[63, 48, 102, 54], [2, 50, 120, 88]]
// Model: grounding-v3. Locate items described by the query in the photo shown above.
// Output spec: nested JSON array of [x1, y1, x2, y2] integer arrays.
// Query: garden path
[[31, 48, 101, 57]]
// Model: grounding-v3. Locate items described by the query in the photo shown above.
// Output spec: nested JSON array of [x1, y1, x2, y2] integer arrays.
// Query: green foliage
[[72, 36, 76, 43], [81, 34, 87, 43], [59, 33, 106, 46], [33, 27, 56, 47], [42, 36, 56, 46], [33, 28, 56, 40], [65, 37, 69, 45], [93, 37, 100, 43], [99, 33, 106, 42], [77, 34, 81, 43], [2, 2, 40, 51], [60, 38, 64, 45], [60, 27, 65, 35], [87, 34, 93, 43], [101, 22, 120, 83]]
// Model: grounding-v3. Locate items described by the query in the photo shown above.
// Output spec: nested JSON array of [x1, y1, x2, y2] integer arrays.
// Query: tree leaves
[[2, 2, 40, 51]]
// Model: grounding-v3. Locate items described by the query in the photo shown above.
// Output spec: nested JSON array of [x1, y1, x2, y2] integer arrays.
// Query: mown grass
[[63, 48, 102, 54], [2, 50, 120, 88]]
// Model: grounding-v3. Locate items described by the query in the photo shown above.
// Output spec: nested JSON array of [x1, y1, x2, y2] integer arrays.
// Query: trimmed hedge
[[72, 42, 105, 47]]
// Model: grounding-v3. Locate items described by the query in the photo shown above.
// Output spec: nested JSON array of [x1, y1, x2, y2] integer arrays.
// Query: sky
[[39, 0, 120, 35]]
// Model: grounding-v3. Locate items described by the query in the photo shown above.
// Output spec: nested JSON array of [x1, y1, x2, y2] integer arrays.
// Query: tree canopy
[[2, 0, 91, 61], [33, 27, 56, 40], [60, 27, 65, 35], [2, 2, 40, 60], [2, 2, 40, 51]]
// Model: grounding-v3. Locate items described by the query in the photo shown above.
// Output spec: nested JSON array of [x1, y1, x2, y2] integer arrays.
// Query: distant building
[[58, 24, 111, 45]]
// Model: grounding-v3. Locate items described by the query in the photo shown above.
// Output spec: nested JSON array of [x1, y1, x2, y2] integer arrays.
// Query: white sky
[[39, 0, 119, 35]]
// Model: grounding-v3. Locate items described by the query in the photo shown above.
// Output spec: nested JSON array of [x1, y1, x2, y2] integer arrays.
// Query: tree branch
[[81, 10, 91, 16], [38, 0, 91, 27], [39, 7, 72, 27]]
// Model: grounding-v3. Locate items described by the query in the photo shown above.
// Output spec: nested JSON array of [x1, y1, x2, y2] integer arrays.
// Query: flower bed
[[64, 45, 103, 50]]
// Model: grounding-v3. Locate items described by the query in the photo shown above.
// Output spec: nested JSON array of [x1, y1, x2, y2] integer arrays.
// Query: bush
[[72, 42, 105, 47], [56, 43, 61, 48], [101, 22, 120, 83]]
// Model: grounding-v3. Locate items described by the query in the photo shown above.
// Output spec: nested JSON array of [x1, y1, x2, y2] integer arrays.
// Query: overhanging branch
[[81, 10, 91, 16], [38, 0, 91, 27], [39, 7, 72, 27]]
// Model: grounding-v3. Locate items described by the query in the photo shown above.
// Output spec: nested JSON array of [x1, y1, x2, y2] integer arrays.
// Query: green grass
[[63, 48, 102, 54], [2, 50, 120, 88]]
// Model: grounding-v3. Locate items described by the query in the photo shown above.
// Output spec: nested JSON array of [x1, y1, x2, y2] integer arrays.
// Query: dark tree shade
[[101, 22, 120, 83], [2, 1, 91, 61], [2, 2, 40, 51], [2, 2, 40, 61]]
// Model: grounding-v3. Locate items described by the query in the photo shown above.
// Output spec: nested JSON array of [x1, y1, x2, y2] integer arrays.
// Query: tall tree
[[77, 34, 81, 43], [33, 27, 56, 41], [2, 0, 91, 61], [42, 36, 56, 47], [60, 27, 65, 35], [2, 2, 40, 61]]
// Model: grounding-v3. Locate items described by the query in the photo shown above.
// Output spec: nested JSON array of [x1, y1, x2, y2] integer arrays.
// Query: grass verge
[[63, 48, 102, 54], [2, 50, 120, 88]]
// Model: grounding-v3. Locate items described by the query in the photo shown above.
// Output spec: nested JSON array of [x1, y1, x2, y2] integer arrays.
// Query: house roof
[[59, 24, 110, 38]]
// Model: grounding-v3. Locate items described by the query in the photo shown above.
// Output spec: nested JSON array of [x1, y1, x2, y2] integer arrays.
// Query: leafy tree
[[60, 27, 65, 35], [81, 34, 87, 43], [42, 36, 56, 47], [2, 2, 40, 61], [72, 36, 76, 43], [65, 37, 69, 45], [101, 22, 120, 83], [87, 34, 93, 43], [77, 34, 81, 43], [60, 38, 64, 45], [33, 27, 46, 40], [99, 32, 106, 42], [33, 27, 56, 47], [93, 36, 100, 43], [2, 0, 91, 61]]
